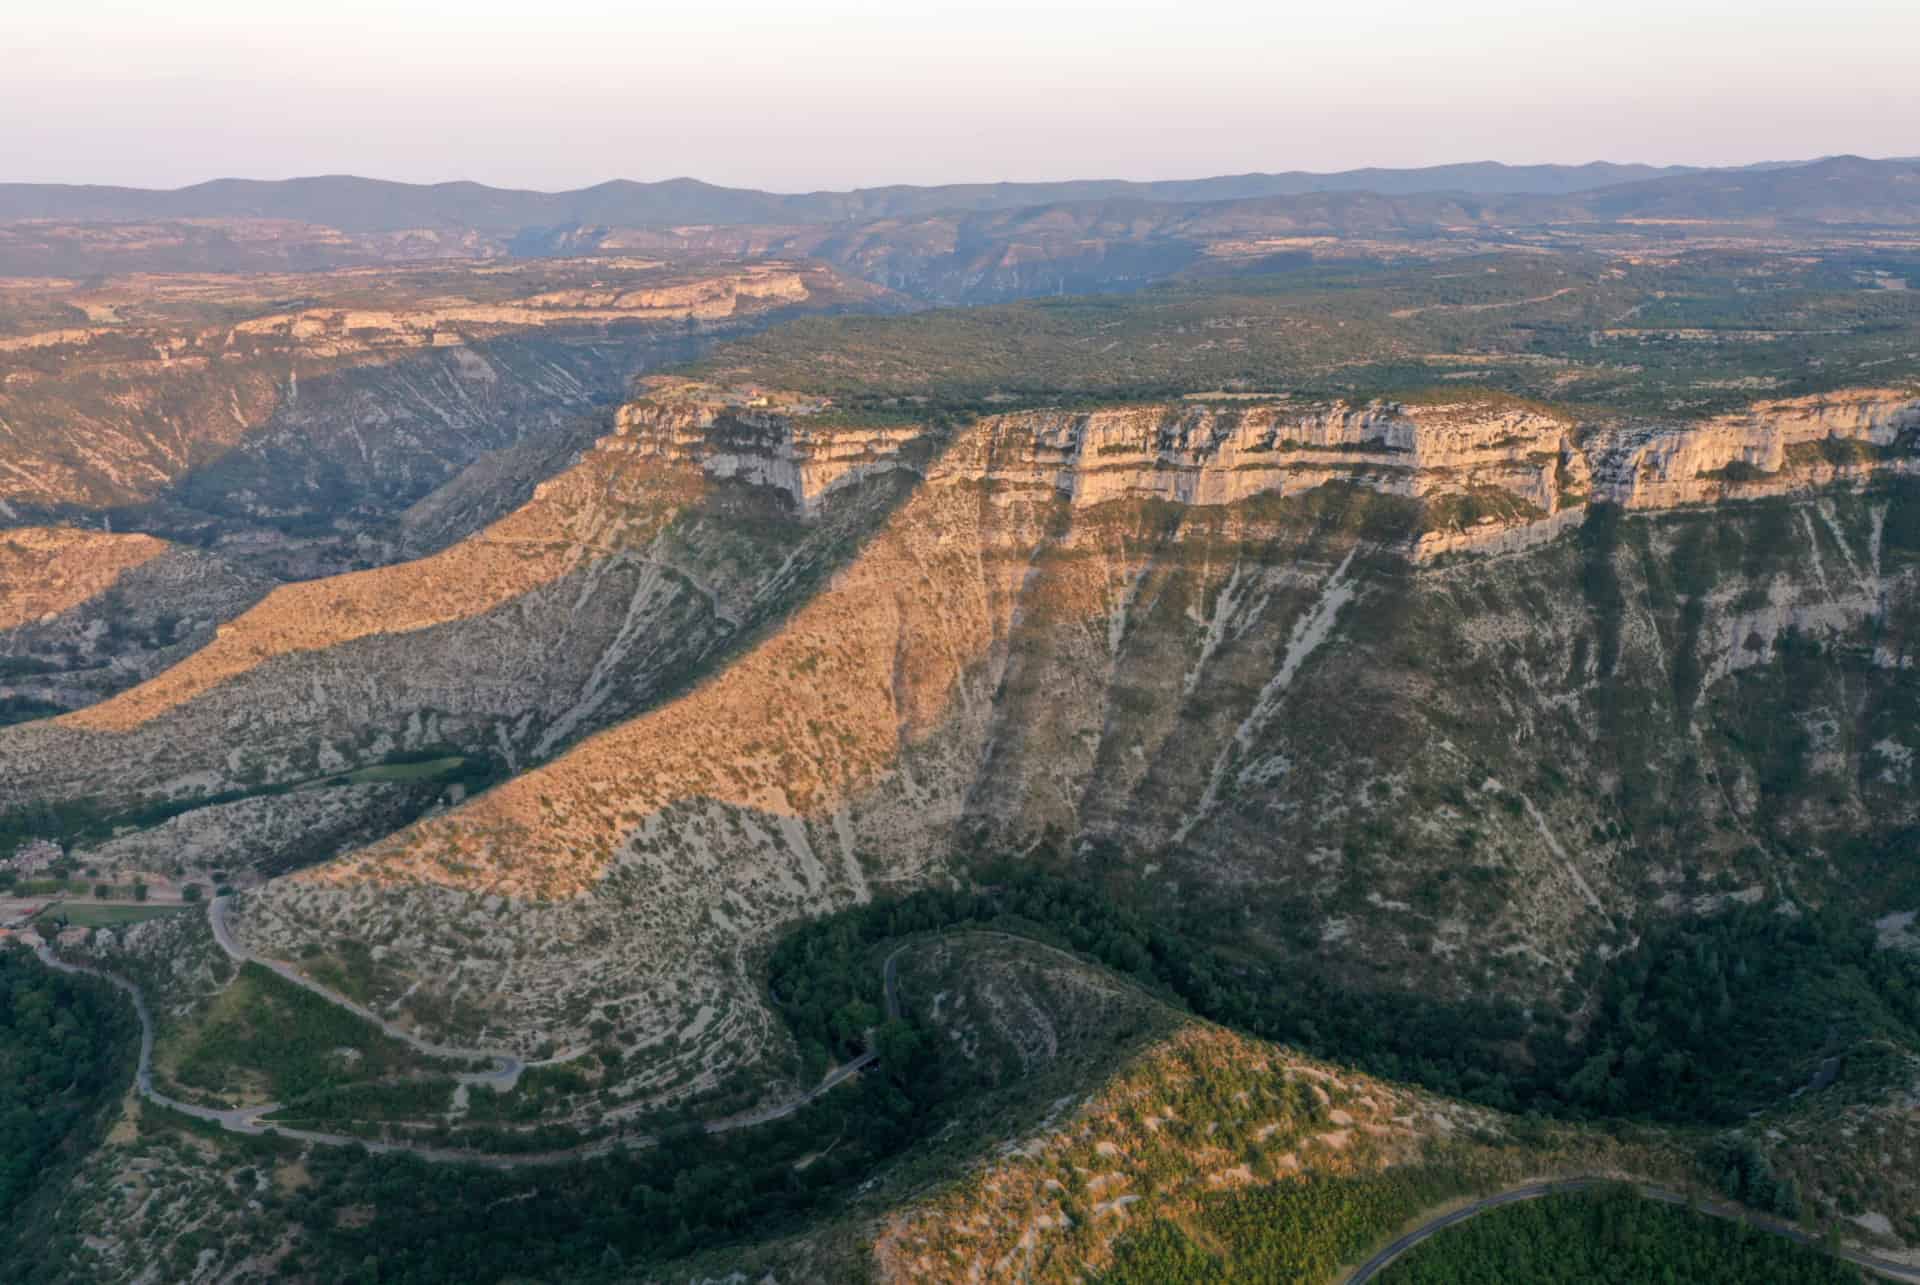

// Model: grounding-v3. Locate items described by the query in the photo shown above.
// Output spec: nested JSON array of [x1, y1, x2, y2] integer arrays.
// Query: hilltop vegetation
[[693, 250, 1920, 414], [1374, 1186, 1862, 1284]]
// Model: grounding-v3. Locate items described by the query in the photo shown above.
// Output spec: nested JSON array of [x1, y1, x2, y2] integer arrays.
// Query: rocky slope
[[0, 400, 937, 929], [0, 259, 860, 519], [0, 259, 893, 714], [7, 396, 929, 745], [0, 527, 170, 630], [8, 379, 1919, 1283], [1, 527, 270, 718], [178, 387, 1920, 1106]]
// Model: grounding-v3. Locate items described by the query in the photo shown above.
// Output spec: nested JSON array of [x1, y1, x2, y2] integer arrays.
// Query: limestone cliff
[[16, 386, 1920, 1105], [618, 388, 927, 517], [1588, 388, 1920, 510]]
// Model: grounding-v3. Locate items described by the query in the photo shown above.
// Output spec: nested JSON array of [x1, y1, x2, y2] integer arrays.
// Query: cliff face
[[205, 389, 1920, 1103], [618, 393, 926, 517], [16, 383, 1912, 788], [1588, 389, 1920, 509], [944, 398, 1575, 511], [7, 386, 1914, 1103]]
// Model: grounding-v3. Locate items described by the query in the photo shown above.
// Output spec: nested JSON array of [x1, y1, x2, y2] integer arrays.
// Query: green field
[[341, 755, 466, 784], [165, 961, 449, 1104]]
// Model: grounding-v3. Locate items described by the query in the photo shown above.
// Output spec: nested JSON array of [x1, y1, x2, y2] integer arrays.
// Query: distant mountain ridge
[[0, 160, 1714, 231], [4, 156, 1916, 295]]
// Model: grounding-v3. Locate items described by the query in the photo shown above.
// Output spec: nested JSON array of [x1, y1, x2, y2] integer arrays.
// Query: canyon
[[0, 258, 891, 719], [5, 231, 1920, 1283]]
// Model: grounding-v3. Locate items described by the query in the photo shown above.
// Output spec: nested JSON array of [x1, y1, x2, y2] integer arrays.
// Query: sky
[[8, 0, 1918, 191]]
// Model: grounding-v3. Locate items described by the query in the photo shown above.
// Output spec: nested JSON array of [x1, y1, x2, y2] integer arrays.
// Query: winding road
[[1344, 1178, 1920, 1283], [25, 897, 904, 1168], [36, 921, 1920, 1275], [208, 895, 525, 1089]]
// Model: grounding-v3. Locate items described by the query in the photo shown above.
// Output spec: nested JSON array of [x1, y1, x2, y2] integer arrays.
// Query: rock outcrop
[[619, 388, 926, 517], [1588, 388, 1920, 510]]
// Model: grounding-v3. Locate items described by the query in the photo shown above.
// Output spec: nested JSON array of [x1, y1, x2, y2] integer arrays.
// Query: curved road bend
[[208, 896, 524, 1089], [22, 902, 901, 1169], [1344, 1178, 1920, 1284], [697, 940, 912, 1134], [39, 946, 1920, 1270]]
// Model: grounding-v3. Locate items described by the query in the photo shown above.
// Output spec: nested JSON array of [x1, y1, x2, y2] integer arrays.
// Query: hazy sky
[[9, 0, 1918, 190]]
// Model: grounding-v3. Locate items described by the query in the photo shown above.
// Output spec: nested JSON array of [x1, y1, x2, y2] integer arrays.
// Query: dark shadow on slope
[[0, 298, 904, 716], [0, 443, 947, 884]]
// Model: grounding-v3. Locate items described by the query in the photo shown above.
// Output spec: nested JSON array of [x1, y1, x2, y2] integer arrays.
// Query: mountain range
[[0, 159, 1718, 230], [4, 155, 1917, 291]]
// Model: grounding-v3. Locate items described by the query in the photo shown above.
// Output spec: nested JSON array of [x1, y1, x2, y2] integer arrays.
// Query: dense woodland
[[1374, 1187, 1862, 1284], [772, 866, 1920, 1128], [0, 947, 137, 1229]]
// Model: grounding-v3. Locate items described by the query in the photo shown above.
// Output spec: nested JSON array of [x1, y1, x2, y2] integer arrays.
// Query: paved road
[[1344, 1177, 1920, 1283], [23, 922, 1167, 1169], [22, 902, 899, 1168], [209, 896, 524, 1090], [694, 940, 912, 1135], [32, 943, 309, 1137]]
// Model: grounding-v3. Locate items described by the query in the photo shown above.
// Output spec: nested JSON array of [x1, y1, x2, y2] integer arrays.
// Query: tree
[[94, 883, 110, 899], [1886, 588, 1920, 670], [182, 884, 203, 903], [132, 881, 149, 902]]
